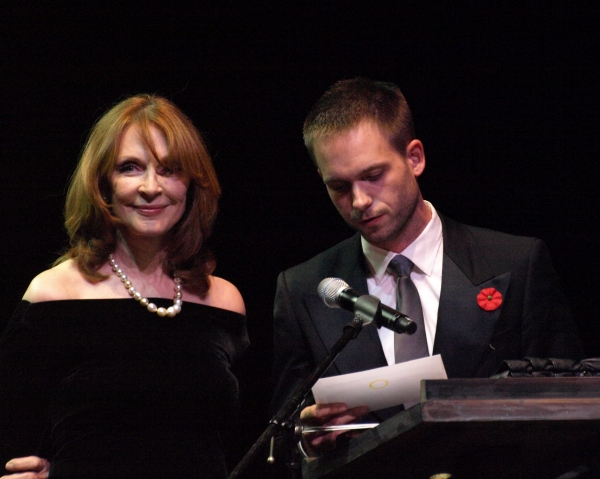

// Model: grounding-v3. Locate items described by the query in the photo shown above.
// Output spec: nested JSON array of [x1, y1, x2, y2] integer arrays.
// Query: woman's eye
[[116, 162, 136, 173], [157, 166, 174, 176]]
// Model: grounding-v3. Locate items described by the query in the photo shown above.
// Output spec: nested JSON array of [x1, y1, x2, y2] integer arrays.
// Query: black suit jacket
[[270, 214, 584, 420]]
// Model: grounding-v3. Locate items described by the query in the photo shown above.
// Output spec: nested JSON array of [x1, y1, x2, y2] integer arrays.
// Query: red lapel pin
[[477, 287, 503, 311]]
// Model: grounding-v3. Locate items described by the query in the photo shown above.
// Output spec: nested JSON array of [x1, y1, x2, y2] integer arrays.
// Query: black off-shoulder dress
[[0, 299, 249, 478]]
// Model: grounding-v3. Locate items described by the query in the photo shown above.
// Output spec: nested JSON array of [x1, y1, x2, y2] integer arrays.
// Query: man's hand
[[300, 402, 369, 455], [2, 456, 50, 479]]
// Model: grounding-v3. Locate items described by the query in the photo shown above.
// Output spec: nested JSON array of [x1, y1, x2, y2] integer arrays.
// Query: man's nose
[[352, 184, 372, 211]]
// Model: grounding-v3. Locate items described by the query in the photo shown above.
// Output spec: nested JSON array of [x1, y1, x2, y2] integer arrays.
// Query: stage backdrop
[[1, 2, 599, 474]]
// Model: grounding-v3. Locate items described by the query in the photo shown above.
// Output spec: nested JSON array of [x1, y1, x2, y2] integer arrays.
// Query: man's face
[[314, 121, 427, 252]]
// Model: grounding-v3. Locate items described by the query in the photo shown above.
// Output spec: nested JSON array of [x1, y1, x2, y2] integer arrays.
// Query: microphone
[[317, 277, 416, 335]]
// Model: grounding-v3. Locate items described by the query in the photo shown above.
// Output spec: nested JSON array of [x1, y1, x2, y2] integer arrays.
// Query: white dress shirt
[[361, 202, 444, 365]]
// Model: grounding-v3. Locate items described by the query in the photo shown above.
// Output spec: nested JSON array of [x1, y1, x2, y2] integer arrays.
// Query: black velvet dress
[[0, 299, 249, 478]]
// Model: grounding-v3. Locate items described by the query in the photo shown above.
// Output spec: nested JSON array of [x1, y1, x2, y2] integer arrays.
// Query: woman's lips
[[134, 205, 167, 216]]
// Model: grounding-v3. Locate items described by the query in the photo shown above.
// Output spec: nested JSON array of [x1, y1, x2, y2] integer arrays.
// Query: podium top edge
[[422, 377, 600, 401]]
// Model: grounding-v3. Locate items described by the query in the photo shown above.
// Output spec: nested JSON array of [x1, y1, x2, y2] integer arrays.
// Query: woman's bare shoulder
[[22, 260, 88, 303], [203, 276, 246, 315]]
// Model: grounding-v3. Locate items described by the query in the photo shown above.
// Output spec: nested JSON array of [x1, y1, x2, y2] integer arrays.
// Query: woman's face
[[109, 124, 190, 244]]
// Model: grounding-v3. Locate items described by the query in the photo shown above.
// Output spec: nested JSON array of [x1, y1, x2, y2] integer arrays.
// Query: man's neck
[[379, 199, 432, 253]]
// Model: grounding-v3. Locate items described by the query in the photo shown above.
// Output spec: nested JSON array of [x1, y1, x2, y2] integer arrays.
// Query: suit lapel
[[301, 234, 388, 377], [435, 216, 511, 378]]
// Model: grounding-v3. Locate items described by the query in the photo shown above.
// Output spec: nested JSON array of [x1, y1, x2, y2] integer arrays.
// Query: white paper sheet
[[311, 354, 447, 412]]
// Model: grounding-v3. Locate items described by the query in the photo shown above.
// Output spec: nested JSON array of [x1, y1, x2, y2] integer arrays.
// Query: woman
[[0, 95, 248, 478]]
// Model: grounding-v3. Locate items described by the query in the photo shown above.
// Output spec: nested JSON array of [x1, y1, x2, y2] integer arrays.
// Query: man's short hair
[[303, 78, 415, 163]]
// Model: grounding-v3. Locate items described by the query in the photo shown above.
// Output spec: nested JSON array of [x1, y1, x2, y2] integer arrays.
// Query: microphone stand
[[227, 295, 384, 479]]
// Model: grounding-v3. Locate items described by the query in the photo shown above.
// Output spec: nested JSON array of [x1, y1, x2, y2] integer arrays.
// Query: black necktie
[[388, 255, 429, 363]]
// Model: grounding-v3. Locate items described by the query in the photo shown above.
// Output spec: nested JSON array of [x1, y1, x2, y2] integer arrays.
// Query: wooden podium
[[302, 378, 600, 479]]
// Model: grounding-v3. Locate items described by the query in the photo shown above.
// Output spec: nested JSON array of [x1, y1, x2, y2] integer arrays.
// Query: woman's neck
[[113, 231, 168, 276]]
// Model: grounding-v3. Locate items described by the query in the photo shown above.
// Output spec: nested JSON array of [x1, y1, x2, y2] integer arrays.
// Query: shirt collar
[[361, 201, 443, 285]]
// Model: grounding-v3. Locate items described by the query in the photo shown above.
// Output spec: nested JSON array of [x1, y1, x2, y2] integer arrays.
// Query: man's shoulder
[[440, 213, 545, 268], [280, 234, 361, 285], [442, 214, 539, 248]]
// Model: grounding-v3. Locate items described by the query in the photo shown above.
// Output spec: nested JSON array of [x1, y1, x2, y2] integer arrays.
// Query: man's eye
[[330, 185, 350, 195], [329, 183, 349, 193], [365, 173, 382, 182]]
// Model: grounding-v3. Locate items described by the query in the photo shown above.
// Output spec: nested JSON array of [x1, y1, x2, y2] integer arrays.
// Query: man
[[269, 78, 584, 455]]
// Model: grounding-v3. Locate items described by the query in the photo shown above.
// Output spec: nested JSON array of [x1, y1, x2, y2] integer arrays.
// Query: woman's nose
[[139, 168, 163, 198]]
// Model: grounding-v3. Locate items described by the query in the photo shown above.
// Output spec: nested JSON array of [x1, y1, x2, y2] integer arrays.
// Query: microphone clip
[[352, 294, 382, 327]]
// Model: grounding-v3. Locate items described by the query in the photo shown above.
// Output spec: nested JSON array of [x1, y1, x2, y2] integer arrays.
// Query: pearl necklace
[[109, 254, 183, 317]]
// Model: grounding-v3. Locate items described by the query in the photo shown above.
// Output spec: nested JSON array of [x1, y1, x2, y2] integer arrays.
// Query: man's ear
[[405, 139, 426, 177], [317, 168, 323, 179]]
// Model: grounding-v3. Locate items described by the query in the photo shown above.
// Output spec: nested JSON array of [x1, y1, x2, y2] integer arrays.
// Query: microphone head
[[317, 277, 350, 308]]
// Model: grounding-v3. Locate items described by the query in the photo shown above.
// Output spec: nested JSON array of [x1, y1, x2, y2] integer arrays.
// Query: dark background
[[1, 1, 599, 475]]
